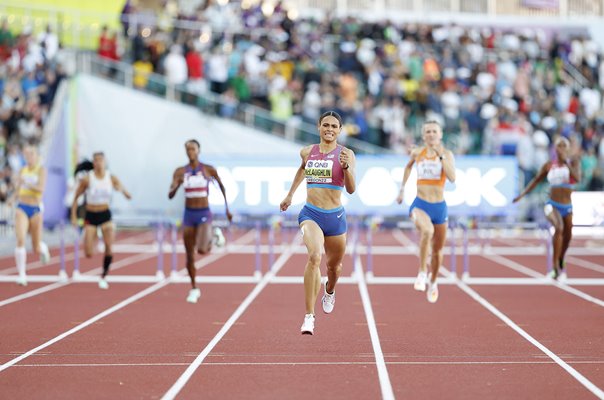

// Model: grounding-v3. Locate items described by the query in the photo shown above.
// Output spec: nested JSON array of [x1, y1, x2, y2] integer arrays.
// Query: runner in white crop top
[[513, 136, 581, 280], [71, 152, 131, 289]]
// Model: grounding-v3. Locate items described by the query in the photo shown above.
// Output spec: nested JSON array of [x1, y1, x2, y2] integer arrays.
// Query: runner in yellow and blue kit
[[11, 145, 50, 286]]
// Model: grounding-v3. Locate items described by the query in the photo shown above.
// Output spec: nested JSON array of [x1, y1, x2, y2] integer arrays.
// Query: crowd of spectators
[[0, 21, 68, 202], [112, 0, 604, 196], [4, 0, 603, 209]]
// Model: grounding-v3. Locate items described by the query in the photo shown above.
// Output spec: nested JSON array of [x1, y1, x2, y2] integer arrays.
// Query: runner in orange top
[[396, 121, 456, 303]]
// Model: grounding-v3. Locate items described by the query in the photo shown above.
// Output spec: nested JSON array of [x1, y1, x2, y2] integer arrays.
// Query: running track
[[1, 226, 603, 399]]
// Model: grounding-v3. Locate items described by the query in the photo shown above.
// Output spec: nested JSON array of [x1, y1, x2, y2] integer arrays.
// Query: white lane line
[[0, 229, 257, 307], [0, 281, 70, 308], [355, 255, 395, 400], [0, 280, 169, 373], [0, 230, 154, 274], [485, 253, 604, 307], [482, 252, 544, 278], [161, 234, 299, 400], [11, 360, 604, 367], [550, 281, 604, 307], [0, 231, 259, 371], [0, 252, 156, 308], [452, 271, 604, 399], [81, 252, 157, 276], [391, 229, 417, 249], [0, 253, 76, 275], [566, 256, 604, 274]]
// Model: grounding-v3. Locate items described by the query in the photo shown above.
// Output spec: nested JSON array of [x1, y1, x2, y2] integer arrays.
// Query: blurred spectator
[[207, 46, 229, 94], [132, 52, 153, 89], [0, 26, 70, 203], [163, 44, 187, 86], [81, 5, 604, 202], [37, 25, 59, 62], [184, 41, 205, 95], [0, 19, 14, 61]]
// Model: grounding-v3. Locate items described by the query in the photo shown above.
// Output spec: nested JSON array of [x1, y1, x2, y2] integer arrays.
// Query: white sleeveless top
[[86, 170, 113, 206]]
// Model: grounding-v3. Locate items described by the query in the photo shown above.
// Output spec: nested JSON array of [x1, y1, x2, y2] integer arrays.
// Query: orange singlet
[[416, 148, 446, 187]]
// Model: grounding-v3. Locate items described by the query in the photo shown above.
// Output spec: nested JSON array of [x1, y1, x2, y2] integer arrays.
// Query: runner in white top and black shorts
[[71, 152, 131, 289]]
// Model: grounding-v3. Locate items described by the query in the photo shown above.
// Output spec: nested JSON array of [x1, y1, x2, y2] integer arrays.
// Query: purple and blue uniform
[[298, 144, 347, 236], [182, 163, 212, 227]]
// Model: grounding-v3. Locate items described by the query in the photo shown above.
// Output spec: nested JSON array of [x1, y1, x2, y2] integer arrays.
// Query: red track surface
[[1, 227, 603, 399]]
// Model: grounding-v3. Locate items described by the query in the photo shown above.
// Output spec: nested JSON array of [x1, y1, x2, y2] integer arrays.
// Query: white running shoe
[[98, 278, 109, 290], [213, 227, 226, 247], [414, 271, 428, 292], [300, 314, 315, 335], [558, 271, 567, 282], [186, 288, 201, 303], [427, 280, 439, 303], [40, 243, 50, 264], [322, 282, 335, 314], [16, 276, 28, 286]]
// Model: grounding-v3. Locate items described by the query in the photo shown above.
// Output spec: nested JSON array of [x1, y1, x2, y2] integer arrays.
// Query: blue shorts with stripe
[[298, 203, 347, 237], [17, 203, 41, 219], [183, 207, 212, 227], [546, 199, 572, 217], [409, 197, 448, 225]]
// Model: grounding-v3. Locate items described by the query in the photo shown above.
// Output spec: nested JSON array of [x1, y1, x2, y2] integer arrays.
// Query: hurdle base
[[254, 270, 263, 280], [58, 270, 69, 282], [170, 270, 180, 281], [72, 270, 82, 280], [461, 271, 470, 281], [155, 270, 165, 280]]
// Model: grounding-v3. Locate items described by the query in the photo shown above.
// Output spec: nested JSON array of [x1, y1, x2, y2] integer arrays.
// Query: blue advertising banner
[[200, 155, 518, 218], [522, 0, 559, 9]]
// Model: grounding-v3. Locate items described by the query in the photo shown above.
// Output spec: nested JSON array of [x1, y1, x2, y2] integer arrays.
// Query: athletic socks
[[102, 255, 113, 278], [15, 247, 27, 279]]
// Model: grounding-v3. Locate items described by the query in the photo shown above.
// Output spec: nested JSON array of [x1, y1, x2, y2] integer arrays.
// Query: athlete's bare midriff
[[307, 187, 342, 209], [416, 184, 445, 203], [185, 197, 209, 209], [550, 186, 572, 204]]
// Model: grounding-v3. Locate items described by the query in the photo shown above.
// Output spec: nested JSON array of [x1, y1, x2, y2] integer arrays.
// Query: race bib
[[417, 159, 442, 180], [305, 160, 333, 184]]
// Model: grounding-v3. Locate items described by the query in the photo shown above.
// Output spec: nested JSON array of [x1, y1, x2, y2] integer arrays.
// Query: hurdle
[[460, 220, 551, 279], [362, 215, 461, 285]]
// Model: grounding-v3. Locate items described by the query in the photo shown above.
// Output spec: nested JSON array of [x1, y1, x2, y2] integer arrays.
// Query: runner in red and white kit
[[513, 136, 581, 280], [169, 139, 232, 303]]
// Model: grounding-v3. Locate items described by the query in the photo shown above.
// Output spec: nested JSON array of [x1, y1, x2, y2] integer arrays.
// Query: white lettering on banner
[[358, 167, 399, 206], [208, 167, 239, 205], [232, 167, 272, 205], [208, 165, 509, 209], [210, 167, 306, 207], [442, 168, 507, 207], [267, 168, 306, 206]]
